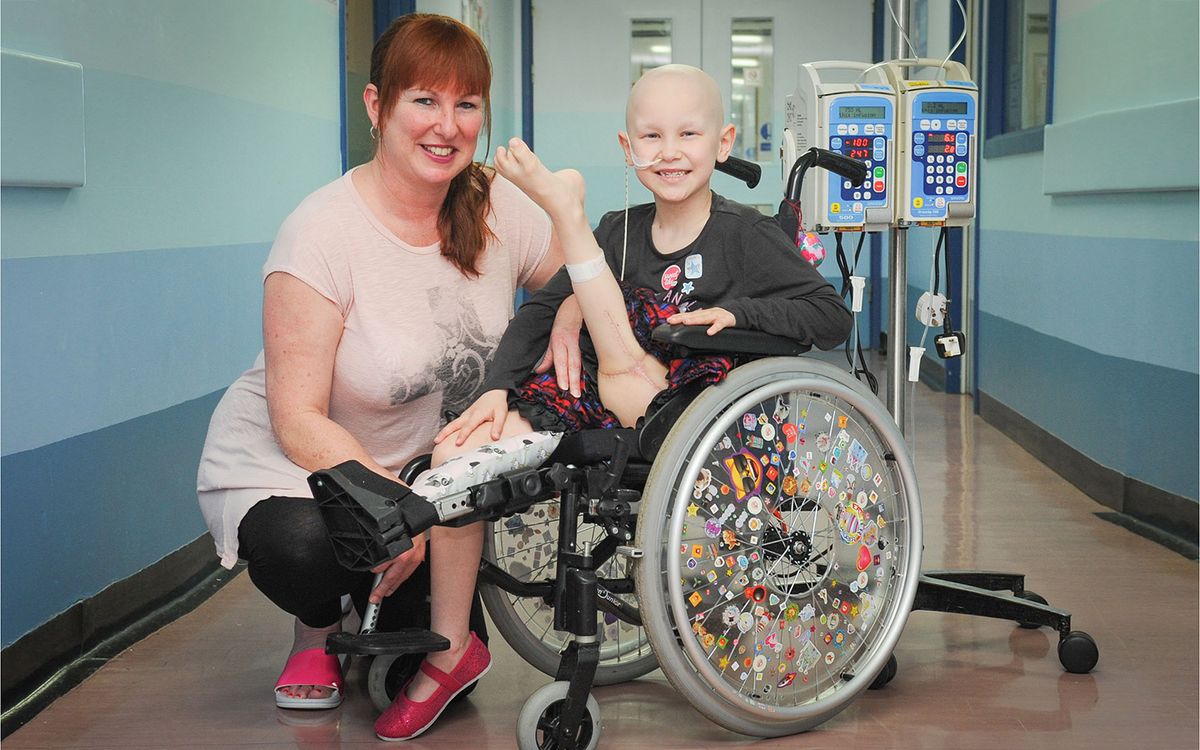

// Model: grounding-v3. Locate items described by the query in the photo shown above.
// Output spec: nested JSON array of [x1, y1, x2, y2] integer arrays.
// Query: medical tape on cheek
[[566, 254, 609, 283]]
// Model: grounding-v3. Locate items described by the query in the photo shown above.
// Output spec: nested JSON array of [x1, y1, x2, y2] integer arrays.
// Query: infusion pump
[[782, 61, 895, 232], [879, 58, 978, 227]]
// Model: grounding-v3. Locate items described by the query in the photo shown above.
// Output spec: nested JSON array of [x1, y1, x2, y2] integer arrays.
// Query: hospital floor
[[7, 379, 1198, 749]]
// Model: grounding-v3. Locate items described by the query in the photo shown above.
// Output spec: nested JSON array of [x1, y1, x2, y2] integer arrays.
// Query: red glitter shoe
[[374, 632, 491, 741]]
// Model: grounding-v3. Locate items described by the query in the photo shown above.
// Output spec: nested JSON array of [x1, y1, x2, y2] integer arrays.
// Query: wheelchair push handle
[[715, 155, 761, 188], [810, 148, 869, 183], [785, 147, 868, 203]]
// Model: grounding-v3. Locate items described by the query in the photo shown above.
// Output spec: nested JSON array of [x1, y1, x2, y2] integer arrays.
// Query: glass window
[[984, 0, 1052, 155], [730, 18, 774, 163], [1004, 0, 1050, 131], [631, 19, 672, 84], [910, 0, 929, 57]]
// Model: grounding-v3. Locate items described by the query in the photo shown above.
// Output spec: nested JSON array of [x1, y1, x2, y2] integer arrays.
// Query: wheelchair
[[309, 151, 1097, 749]]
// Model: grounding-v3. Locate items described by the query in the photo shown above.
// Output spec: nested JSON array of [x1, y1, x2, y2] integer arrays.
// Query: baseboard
[[1, 534, 237, 737], [1095, 513, 1199, 560], [978, 391, 1199, 548]]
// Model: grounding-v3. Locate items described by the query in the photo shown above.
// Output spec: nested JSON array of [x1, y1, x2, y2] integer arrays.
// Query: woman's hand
[[666, 306, 737, 335], [368, 533, 426, 604], [534, 294, 583, 397], [435, 389, 510, 445]]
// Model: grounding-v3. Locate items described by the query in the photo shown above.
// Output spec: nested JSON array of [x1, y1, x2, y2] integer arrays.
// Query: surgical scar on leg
[[595, 309, 668, 391]]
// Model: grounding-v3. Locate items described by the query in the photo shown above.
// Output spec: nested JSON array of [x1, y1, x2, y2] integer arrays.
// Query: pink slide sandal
[[275, 648, 343, 709]]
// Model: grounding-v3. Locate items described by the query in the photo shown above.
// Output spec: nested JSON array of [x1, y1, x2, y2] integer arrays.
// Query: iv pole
[[886, 0, 910, 432]]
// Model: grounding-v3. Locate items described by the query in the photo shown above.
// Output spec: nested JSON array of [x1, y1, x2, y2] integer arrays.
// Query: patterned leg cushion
[[411, 431, 564, 503]]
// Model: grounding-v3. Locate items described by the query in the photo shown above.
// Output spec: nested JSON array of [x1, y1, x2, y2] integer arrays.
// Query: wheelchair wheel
[[482, 503, 657, 685], [634, 358, 922, 736]]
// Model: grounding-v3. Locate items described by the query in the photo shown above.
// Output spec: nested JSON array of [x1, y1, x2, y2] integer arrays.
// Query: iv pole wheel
[[516, 681, 600, 750], [1057, 631, 1098, 674], [1015, 590, 1048, 629]]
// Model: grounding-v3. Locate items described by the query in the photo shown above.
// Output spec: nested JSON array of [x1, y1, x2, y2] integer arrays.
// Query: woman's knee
[[239, 496, 338, 576]]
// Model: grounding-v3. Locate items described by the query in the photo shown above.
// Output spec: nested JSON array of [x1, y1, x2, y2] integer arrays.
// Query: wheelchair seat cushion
[[411, 431, 563, 502], [510, 282, 734, 433]]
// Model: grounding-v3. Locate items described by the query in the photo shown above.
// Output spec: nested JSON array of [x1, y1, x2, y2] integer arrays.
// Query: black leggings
[[238, 496, 488, 640]]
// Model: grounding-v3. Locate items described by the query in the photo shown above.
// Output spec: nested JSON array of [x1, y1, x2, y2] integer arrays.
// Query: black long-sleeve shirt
[[481, 192, 852, 394]]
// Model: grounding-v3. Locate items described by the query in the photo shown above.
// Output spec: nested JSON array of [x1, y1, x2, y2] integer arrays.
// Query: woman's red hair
[[371, 14, 495, 277]]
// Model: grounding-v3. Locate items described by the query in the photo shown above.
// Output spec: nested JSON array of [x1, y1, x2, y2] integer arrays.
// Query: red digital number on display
[[847, 137, 871, 147], [848, 148, 870, 159]]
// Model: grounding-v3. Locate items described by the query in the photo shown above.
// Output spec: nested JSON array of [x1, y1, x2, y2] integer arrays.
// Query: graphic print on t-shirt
[[660, 263, 700, 312], [389, 286, 499, 415]]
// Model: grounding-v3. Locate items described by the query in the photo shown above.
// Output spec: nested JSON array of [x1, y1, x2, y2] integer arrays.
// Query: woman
[[196, 14, 565, 741]]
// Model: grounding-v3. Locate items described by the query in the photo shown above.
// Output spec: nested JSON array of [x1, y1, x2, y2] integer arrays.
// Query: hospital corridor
[[2, 1, 1196, 749]]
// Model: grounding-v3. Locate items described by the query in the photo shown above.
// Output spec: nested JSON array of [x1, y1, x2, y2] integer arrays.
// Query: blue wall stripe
[[1, 243, 267, 455], [977, 229, 1198, 374], [1, 390, 222, 646], [978, 311, 1198, 501]]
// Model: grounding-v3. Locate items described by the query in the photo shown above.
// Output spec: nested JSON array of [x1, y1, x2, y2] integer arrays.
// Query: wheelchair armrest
[[651, 324, 811, 357]]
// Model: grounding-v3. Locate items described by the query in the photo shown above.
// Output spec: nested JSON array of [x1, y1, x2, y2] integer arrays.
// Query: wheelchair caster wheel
[[869, 653, 898, 690], [516, 681, 600, 750], [366, 653, 421, 713], [1058, 631, 1098, 674], [1015, 590, 1048, 629]]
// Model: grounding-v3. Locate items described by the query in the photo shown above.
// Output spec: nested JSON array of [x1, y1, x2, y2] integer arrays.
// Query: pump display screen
[[924, 132, 956, 154], [842, 136, 873, 159], [839, 106, 886, 119], [923, 101, 968, 114]]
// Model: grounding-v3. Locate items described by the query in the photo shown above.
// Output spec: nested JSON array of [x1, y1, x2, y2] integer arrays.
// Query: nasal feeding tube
[[619, 147, 663, 279], [629, 151, 663, 170]]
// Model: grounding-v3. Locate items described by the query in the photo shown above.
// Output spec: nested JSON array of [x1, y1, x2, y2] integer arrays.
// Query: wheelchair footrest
[[325, 628, 450, 656]]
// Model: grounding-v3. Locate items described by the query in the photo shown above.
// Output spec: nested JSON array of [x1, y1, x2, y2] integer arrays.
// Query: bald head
[[626, 64, 725, 132]]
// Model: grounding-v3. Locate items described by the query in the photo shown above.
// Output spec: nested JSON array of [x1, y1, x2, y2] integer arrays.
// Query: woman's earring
[[369, 125, 379, 141]]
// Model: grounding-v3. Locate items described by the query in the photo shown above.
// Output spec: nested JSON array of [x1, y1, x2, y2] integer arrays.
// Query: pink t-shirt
[[197, 168, 552, 568]]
